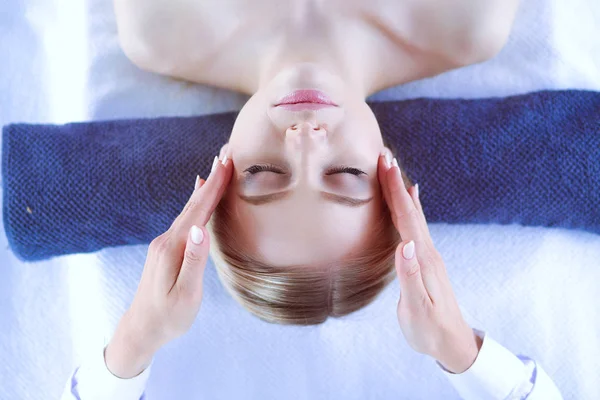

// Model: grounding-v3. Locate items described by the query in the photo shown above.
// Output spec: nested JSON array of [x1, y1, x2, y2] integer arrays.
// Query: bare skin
[[112, 0, 520, 269], [106, 0, 520, 382], [114, 0, 519, 96]]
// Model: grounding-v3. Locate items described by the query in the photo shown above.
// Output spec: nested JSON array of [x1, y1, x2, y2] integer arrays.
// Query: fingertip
[[195, 176, 206, 190], [402, 240, 415, 260], [210, 156, 219, 175], [222, 156, 235, 182], [208, 154, 233, 184], [379, 151, 391, 170], [180, 225, 210, 292], [386, 163, 402, 187], [189, 225, 204, 245], [395, 241, 422, 283], [395, 240, 418, 271], [378, 155, 391, 186]]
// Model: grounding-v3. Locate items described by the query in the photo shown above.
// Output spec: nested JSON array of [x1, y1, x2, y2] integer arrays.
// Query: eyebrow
[[238, 191, 373, 207]]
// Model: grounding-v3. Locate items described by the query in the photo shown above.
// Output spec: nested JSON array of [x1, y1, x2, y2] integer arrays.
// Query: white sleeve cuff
[[439, 329, 529, 400], [73, 345, 151, 400]]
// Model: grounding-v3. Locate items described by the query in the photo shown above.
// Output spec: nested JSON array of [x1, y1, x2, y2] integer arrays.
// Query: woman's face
[[224, 63, 388, 266]]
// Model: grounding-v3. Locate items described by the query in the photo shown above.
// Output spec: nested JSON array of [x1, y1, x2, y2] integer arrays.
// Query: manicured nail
[[402, 241, 415, 260], [221, 154, 228, 166], [380, 151, 391, 169], [190, 225, 204, 244], [392, 157, 399, 168], [194, 175, 200, 190], [414, 183, 419, 199], [211, 156, 219, 174]]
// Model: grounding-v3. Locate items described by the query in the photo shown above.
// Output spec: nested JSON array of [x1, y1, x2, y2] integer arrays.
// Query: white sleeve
[[439, 329, 562, 399], [60, 345, 151, 400]]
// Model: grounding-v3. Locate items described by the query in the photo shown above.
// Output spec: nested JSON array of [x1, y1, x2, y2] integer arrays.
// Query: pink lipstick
[[276, 90, 337, 110]]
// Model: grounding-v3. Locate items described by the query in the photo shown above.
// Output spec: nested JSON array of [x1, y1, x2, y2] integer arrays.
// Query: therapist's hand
[[378, 154, 482, 374], [105, 155, 233, 379]]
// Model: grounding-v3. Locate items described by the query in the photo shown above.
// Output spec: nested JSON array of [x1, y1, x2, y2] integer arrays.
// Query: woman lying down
[[63, 0, 562, 398]]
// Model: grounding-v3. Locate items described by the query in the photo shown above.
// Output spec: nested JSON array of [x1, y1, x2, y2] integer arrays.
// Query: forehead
[[226, 190, 384, 266]]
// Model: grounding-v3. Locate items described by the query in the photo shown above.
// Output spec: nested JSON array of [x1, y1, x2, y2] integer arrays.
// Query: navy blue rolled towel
[[2, 90, 599, 261]]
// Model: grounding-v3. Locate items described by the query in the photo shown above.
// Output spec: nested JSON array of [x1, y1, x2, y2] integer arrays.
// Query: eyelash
[[244, 164, 366, 176], [244, 164, 286, 174], [325, 166, 367, 176]]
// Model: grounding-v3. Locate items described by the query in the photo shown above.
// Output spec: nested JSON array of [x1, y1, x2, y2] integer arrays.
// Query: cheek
[[228, 116, 279, 156], [338, 114, 383, 153], [360, 135, 385, 155], [228, 126, 270, 156], [229, 93, 268, 145]]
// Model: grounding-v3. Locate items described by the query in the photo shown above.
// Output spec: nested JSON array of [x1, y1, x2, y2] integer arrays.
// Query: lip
[[275, 89, 338, 111]]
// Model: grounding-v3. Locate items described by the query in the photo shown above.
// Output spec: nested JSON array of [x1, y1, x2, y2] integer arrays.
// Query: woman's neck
[[251, 7, 373, 97]]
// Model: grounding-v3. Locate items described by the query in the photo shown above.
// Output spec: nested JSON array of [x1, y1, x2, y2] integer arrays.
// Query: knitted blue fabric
[[2, 90, 599, 261]]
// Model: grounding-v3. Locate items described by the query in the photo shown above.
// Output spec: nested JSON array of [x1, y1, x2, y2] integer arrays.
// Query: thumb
[[395, 240, 429, 307], [176, 225, 210, 298]]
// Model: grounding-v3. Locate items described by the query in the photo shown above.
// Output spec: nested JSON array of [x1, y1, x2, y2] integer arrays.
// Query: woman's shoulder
[[113, 0, 256, 88]]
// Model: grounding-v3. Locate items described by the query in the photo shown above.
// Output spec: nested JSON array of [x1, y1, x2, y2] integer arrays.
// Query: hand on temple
[[378, 154, 482, 374], [105, 151, 480, 378], [104, 155, 233, 379]]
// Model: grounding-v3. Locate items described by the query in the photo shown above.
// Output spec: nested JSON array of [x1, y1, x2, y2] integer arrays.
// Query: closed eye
[[244, 164, 286, 174], [325, 166, 367, 176], [244, 165, 367, 176]]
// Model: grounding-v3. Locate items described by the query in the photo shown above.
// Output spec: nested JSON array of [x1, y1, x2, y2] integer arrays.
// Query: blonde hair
[[208, 164, 407, 326], [207, 152, 411, 325]]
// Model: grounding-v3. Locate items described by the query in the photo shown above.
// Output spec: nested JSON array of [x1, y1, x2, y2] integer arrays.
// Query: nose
[[285, 121, 326, 144], [284, 121, 326, 186]]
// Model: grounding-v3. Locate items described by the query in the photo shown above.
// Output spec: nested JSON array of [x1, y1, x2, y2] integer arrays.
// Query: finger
[[148, 233, 181, 292], [170, 170, 212, 231], [386, 161, 424, 243], [378, 153, 396, 222], [408, 184, 431, 240], [195, 175, 206, 191], [395, 240, 431, 307], [212, 156, 232, 207], [171, 155, 233, 237], [174, 225, 210, 301]]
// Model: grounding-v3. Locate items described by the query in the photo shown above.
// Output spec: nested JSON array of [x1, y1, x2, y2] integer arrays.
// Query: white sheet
[[1, 0, 599, 399]]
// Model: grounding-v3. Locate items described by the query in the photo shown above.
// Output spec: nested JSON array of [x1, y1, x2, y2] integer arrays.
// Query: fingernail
[[414, 183, 419, 199], [221, 154, 228, 166], [194, 175, 200, 190], [392, 157, 399, 168], [190, 225, 204, 244], [402, 241, 415, 260], [380, 151, 391, 169], [211, 156, 219, 174]]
